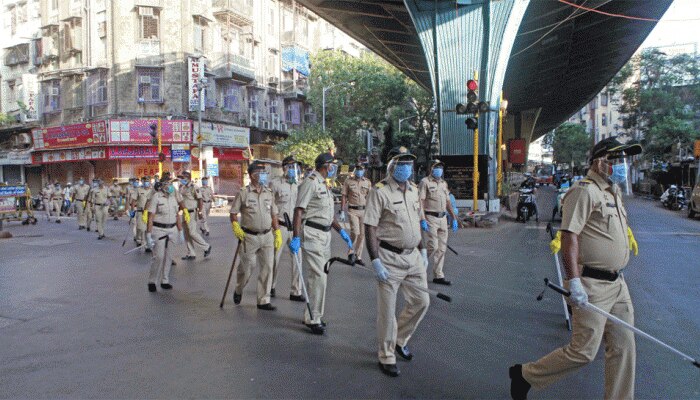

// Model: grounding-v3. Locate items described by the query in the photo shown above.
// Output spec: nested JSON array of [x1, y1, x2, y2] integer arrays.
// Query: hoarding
[[197, 123, 249, 148], [108, 119, 192, 144], [32, 121, 108, 150]]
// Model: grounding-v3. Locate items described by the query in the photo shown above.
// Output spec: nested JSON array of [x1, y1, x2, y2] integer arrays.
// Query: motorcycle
[[661, 185, 686, 211], [552, 180, 570, 221], [517, 188, 538, 223]]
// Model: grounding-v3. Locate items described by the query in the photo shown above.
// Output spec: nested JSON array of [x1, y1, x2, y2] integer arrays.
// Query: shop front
[[196, 123, 250, 196]]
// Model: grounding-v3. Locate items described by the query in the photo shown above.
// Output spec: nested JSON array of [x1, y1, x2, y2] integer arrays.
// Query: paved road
[[0, 188, 698, 399]]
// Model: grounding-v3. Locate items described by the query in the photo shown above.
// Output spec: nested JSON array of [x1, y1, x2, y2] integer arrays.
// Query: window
[[137, 68, 163, 103], [42, 80, 61, 113], [9, 5, 17, 35], [601, 91, 608, 106], [5, 80, 19, 110], [193, 16, 207, 52], [4, 43, 30, 66], [204, 77, 216, 108], [67, 75, 84, 108], [88, 70, 108, 105], [601, 113, 607, 126], [267, 52, 277, 76], [268, 8, 275, 35], [269, 95, 278, 115], [222, 82, 241, 112], [51, 0, 58, 12], [248, 93, 258, 111], [17, 3, 27, 24], [138, 7, 159, 40]]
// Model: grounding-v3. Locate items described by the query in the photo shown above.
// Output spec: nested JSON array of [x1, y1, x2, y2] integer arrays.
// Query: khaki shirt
[[51, 188, 63, 201], [561, 171, 630, 272], [92, 187, 111, 205], [296, 170, 334, 226], [110, 184, 122, 198], [135, 187, 150, 209], [364, 177, 423, 249], [200, 186, 214, 202], [229, 185, 278, 232], [148, 191, 180, 225], [419, 176, 449, 213], [72, 184, 91, 201], [342, 176, 371, 207], [270, 176, 298, 221], [179, 184, 201, 210], [41, 187, 53, 200]]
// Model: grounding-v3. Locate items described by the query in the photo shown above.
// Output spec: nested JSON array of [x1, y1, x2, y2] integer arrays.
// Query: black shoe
[[395, 345, 413, 361], [432, 278, 452, 286], [97, 235, 104, 240], [171, 261, 177, 266], [182, 255, 196, 260], [204, 245, 212, 258], [257, 303, 276, 311], [145, 248, 152, 253], [56, 220, 61, 223], [78, 226, 84, 230], [148, 283, 157, 292], [509, 364, 531, 400], [378, 362, 400, 377], [305, 323, 325, 335], [87, 227, 91, 232], [270, 288, 276, 298], [289, 294, 306, 302], [205, 231, 210, 237], [233, 292, 242, 305], [160, 283, 173, 290]]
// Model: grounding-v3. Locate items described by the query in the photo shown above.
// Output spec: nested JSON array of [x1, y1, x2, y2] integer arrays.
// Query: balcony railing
[[212, 0, 253, 25], [211, 52, 255, 82]]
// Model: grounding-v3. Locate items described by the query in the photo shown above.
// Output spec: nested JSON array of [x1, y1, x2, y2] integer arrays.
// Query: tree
[[273, 125, 334, 167], [394, 80, 437, 171], [549, 123, 591, 167]]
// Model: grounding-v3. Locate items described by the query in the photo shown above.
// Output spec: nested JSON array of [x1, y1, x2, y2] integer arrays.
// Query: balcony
[[211, 53, 255, 82], [280, 78, 307, 99], [281, 30, 307, 49], [212, 0, 253, 26]]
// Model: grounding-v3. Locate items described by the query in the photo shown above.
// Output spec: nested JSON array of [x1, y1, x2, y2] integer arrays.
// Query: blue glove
[[129, 210, 136, 219], [289, 236, 301, 254], [339, 229, 353, 249], [420, 220, 429, 232], [451, 218, 458, 232], [371, 258, 389, 283]]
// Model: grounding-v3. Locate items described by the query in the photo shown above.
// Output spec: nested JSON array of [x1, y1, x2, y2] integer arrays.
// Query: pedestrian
[[269, 155, 304, 302], [51, 182, 63, 222], [339, 163, 372, 260], [363, 147, 431, 377], [178, 171, 212, 260], [41, 182, 54, 221], [109, 178, 123, 219], [85, 179, 97, 232], [419, 159, 459, 285], [91, 179, 111, 240], [71, 177, 90, 230], [229, 161, 282, 310], [198, 176, 214, 237], [510, 136, 642, 400], [63, 183, 73, 216], [131, 176, 151, 248], [145, 176, 185, 292], [289, 152, 353, 335]]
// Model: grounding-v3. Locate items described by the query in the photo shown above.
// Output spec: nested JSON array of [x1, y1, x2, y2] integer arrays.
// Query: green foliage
[[0, 113, 14, 126], [273, 125, 335, 167], [550, 123, 591, 166]]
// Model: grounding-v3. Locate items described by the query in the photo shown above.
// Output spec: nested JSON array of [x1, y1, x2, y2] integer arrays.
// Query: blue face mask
[[201, 180, 208, 186], [327, 164, 338, 178], [432, 168, 443, 179], [180, 179, 188, 186], [355, 170, 365, 178], [258, 173, 269, 186], [393, 164, 413, 183], [143, 182, 150, 188], [610, 162, 627, 185], [79, 180, 84, 185], [167, 185, 175, 194]]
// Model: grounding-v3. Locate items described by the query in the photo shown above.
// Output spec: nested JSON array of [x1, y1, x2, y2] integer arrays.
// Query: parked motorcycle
[[661, 185, 686, 211], [517, 188, 538, 223], [552, 180, 570, 221]]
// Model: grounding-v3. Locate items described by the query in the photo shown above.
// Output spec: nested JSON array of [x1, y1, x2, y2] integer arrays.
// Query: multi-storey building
[[567, 86, 624, 145], [0, 0, 363, 195]]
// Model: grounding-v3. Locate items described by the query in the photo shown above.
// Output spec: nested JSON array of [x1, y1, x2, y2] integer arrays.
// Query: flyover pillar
[[405, 0, 530, 212]]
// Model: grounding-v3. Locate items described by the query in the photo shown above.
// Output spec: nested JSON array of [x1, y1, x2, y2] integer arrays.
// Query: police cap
[[314, 152, 336, 170], [589, 136, 643, 162]]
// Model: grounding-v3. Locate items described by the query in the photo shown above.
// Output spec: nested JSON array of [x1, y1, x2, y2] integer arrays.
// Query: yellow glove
[[550, 230, 562, 254], [183, 208, 191, 224], [142, 210, 149, 223], [627, 227, 638, 256], [231, 221, 245, 241], [82, 200, 87, 208], [274, 228, 283, 251]]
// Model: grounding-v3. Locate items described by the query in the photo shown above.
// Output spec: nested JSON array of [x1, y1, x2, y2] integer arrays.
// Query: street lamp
[[322, 80, 356, 132], [398, 115, 418, 136], [197, 76, 209, 177]]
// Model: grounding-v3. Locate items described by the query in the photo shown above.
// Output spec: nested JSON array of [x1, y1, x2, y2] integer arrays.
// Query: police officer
[[91, 179, 111, 240], [229, 161, 283, 310], [270, 155, 304, 301], [85, 179, 98, 232], [199, 176, 214, 236], [41, 182, 54, 221], [419, 160, 459, 285], [178, 171, 211, 260], [364, 147, 430, 377], [145, 176, 185, 292], [51, 182, 63, 222], [131, 176, 151, 248], [71, 177, 90, 230], [510, 136, 642, 400], [289, 152, 353, 335], [339, 163, 372, 260], [109, 178, 123, 219]]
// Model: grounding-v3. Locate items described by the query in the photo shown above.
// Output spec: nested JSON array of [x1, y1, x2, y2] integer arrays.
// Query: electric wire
[[557, 0, 700, 22]]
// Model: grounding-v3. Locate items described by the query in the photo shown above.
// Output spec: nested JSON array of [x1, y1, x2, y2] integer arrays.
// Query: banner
[[132, 160, 161, 177], [34, 148, 107, 164], [212, 148, 245, 161], [188, 57, 205, 112], [32, 121, 108, 150], [22, 74, 39, 122], [108, 119, 192, 144], [107, 146, 171, 159], [197, 123, 249, 148], [0, 150, 32, 165], [207, 159, 219, 177], [172, 149, 191, 163]]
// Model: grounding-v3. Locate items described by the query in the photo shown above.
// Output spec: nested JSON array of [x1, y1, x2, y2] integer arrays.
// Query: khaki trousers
[[302, 225, 331, 324], [43, 199, 53, 218], [75, 200, 87, 227], [52, 199, 62, 217], [198, 201, 212, 233], [272, 227, 303, 296], [86, 205, 94, 229], [184, 213, 209, 256], [148, 227, 177, 284], [348, 208, 366, 259], [377, 247, 430, 364], [235, 231, 274, 305], [94, 205, 108, 235], [422, 214, 448, 279], [523, 276, 635, 400], [135, 211, 146, 245]]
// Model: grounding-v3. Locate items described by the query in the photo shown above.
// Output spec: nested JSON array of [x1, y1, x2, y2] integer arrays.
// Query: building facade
[[566, 86, 624, 145]]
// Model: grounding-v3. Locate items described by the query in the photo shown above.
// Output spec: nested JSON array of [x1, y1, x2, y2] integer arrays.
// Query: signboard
[[0, 197, 16, 213], [108, 146, 171, 159], [508, 139, 526, 165], [0, 150, 32, 165], [108, 119, 192, 144], [213, 147, 246, 161], [207, 159, 219, 177], [132, 160, 161, 177], [197, 123, 249, 148], [172, 149, 191, 163], [32, 121, 108, 150], [440, 155, 489, 200], [22, 74, 39, 122], [0, 185, 26, 213], [34, 148, 107, 164], [188, 57, 205, 112]]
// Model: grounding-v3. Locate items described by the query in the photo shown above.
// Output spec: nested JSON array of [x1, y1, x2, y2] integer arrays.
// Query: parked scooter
[[517, 187, 539, 223], [552, 179, 570, 221], [661, 185, 686, 210]]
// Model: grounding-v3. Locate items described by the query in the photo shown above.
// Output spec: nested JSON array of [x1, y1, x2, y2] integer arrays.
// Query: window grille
[[137, 68, 162, 103], [42, 80, 61, 113]]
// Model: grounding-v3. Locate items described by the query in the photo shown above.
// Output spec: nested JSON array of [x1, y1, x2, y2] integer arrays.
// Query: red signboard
[[508, 139, 526, 165], [32, 147, 107, 164], [31, 121, 108, 150], [213, 147, 245, 161], [108, 146, 171, 159], [108, 119, 192, 144]]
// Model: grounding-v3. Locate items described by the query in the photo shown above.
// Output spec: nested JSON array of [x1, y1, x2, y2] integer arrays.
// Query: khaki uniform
[[109, 183, 123, 216], [296, 170, 335, 324], [419, 176, 450, 279], [198, 185, 214, 234], [51, 187, 64, 217], [147, 191, 180, 285], [230, 185, 278, 304], [134, 187, 151, 245], [364, 177, 430, 365], [85, 188, 95, 230], [270, 176, 303, 297], [523, 171, 635, 400], [180, 184, 209, 257], [41, 187, 54, 218], [91, 186, 111, 236], [71, 184, 91, 228], [342, 176, 372, 259]]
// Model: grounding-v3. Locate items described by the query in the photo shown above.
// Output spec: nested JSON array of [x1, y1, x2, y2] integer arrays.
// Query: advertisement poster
[[32, 121, 108, 150], [35, 148, 107, 164], [207, 159, 219, 177], [108, 146, 171, 159], [508, 139, 526, 165], [172, 149, 191, 163], [108, 119, 192, 144], [440, 155, 489, 200], [197, 123, 249, 148], [22, 74, 39, 122], [132, 160, 162, 177]]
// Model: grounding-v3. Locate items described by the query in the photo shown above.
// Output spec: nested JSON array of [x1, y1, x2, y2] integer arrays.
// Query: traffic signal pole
[[472, 72, 479, 211], [497, 92, 503, 197], [157, 118, 163, 176]]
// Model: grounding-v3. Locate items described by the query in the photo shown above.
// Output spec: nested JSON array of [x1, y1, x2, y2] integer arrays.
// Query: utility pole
[[197, 77, 208, 178]]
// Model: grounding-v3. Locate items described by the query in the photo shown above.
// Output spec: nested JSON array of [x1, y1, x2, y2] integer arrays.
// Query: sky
[[641, 0, 700, 50]]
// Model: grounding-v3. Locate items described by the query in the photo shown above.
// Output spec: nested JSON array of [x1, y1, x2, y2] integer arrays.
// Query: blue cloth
[[452, 218, 458, 232], [420, 219, 429, 232], [281, 46, 310, 76], [339, 229, 353, 248], [289, 236, 301, 254], [129, 210, 136, 219]]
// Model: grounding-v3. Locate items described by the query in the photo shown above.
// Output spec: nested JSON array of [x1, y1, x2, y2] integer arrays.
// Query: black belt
[[76, 198, 85, 201], [153, 222, 176, 229], [94, 203, 105, 206], [582, 266, 621, 282], [203, 200, 212, 203], [305, 220, 332, 232], [379, 240, 415, 255], [136, 209, 144, 212], [425, 211, 446, 218], [187, 209, 196, 213], [349, 205, 365, 210], [279, 220, 292, 231], [242, 227, 271, 235]]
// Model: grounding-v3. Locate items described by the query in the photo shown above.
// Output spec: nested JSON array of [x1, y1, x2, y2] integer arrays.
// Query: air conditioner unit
[[139, 76, 151, 84], [50, 87, 60, 96], [138, 7, 153, 16]]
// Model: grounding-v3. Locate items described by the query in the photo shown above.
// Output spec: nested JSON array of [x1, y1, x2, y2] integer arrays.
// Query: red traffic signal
[[467, 80, 478, 91]]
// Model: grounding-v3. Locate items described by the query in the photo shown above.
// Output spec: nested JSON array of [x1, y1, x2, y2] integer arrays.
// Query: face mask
[[258, 173, 269, 186], [167, 185, 175, 194], [610, 162, 627, 185], [143, 182, 150, 188], [202, 180, 208, 186], [355, 170, 365, 178], [133, 182, 139, 187], [79, 180, 84, 185], [393, 164, 413, 183], [180, 179, 188, 186], [432, 168, 443, 179], [92, 183, 98, 188], [327, 164, 338, 178]]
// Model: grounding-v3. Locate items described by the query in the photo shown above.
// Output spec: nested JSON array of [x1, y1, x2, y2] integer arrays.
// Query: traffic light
[[158, 152, 166, 163], [149, 123, 158, 145]]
